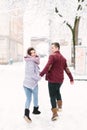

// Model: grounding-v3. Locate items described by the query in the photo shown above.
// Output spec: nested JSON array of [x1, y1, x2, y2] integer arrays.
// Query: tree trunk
[[66, 17, 80, 68], [74, 17, 81, 45], [72, 17, 80, 68]]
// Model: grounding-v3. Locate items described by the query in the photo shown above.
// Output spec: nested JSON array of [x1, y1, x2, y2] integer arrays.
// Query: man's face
[[51, 45, 58, 53]]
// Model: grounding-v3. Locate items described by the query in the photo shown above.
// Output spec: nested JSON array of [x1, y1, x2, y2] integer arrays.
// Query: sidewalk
[[0, 62, 87, 130]]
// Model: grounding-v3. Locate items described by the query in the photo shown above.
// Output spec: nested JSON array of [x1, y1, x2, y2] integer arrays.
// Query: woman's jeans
[[48, 82, 62, 109], [24, 85, 38, 109]]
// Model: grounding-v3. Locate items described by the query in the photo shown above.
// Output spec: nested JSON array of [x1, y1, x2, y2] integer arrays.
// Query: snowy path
[[0, 61, 87, 130]]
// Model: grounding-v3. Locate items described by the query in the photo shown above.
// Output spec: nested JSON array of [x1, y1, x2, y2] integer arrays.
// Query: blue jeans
[[24, 85, 38, 109]]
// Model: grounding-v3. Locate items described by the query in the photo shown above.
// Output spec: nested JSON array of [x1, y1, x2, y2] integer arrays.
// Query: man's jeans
[[48, 82, 62, 108]]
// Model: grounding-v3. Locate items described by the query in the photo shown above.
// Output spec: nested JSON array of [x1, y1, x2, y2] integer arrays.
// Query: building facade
[[0, 1, 23, 64]]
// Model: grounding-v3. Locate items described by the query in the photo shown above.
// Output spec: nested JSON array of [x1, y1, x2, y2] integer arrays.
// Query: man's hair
[[51, 42, 60, 49], [27, 47, 35, 55]]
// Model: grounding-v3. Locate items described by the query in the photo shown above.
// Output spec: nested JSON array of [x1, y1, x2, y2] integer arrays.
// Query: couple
[[23, 42, 74, 122]]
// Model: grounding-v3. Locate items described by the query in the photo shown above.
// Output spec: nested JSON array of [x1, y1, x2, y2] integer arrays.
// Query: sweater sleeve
[[65, 66, 74, 81]]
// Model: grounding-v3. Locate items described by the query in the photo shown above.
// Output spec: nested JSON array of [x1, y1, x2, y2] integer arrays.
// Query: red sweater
[[40, 51, 74, 83]]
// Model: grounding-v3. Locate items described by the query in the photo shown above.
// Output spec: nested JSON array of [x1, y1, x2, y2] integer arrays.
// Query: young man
[[40, 42, 74, 121]]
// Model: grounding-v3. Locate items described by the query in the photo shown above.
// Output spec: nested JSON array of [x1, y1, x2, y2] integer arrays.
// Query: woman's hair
[[51, 42, 60, 49], [27, 47, 35, 55]]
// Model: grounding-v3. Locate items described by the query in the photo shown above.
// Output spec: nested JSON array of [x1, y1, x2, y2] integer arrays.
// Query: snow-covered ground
[[0, 58, 87, 130]]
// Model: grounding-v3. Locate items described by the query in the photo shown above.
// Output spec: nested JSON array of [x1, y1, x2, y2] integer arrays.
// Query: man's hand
[[70, 81, 74, 85]]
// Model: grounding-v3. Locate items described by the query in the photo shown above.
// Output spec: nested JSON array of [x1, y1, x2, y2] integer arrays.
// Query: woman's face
[[30, 50, 36, 57]]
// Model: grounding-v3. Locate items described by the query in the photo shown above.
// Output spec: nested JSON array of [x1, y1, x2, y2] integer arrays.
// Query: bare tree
[[55, 0, 87, 68]]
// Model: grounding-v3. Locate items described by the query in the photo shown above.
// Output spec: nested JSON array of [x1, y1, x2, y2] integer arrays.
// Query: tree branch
[[55, 7, 63, 17], [55, 7, 58, 13], [66, 22, 73, 32], [78, 0, 85, 2], [77, 4, 82, 10]]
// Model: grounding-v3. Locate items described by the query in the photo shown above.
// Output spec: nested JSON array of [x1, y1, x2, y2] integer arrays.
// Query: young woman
[[23, 47, 41, 123]]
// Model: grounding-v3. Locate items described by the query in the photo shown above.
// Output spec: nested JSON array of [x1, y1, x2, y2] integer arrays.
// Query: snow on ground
[[0, 58, 87, 130]]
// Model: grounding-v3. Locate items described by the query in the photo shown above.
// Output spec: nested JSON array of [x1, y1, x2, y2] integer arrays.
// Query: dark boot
[[24, 109, 32, 123], [32, 106, 41, 114], [51, 108, 58, 121]]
